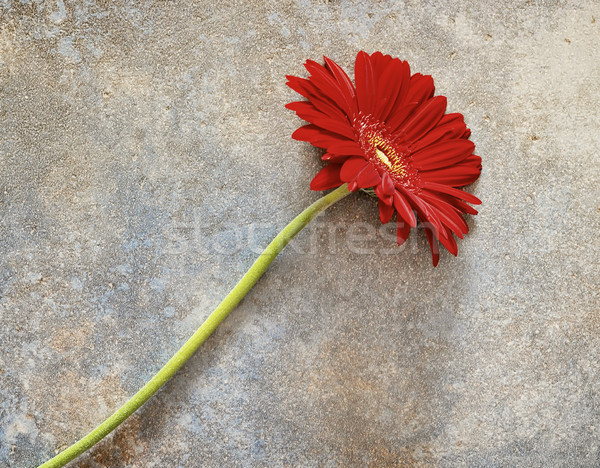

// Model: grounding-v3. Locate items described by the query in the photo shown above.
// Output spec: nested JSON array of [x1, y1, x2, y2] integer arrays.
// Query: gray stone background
[[1, 0, 599, 467]]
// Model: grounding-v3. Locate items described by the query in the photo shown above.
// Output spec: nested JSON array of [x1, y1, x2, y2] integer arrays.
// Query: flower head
[[286, 51, 482, 266]]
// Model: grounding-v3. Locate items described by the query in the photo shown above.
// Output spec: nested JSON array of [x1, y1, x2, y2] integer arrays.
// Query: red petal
[[401, 189, 444, 236], [420, 192, 468, 239], [410, 115, 468, 152], [412, 139, 475, 171], [323, 56, 358, 117], [286, 101, 355, 139], [380, 171, 395, 195], [286, 75, 348, 120], [327, 140, 362, 156], [322, 153, 350, 163], [397, 218, 411, 246], [292, 124, 352, 148], [463, 154, 482, 168], [304, 60, 354, 117], [386, 76, 433, 132], [369, 51, 393, 74], [420, 181, 481, 205], [286, 75, 313, 99], [424, 227, 440, 267], [385, 103, 418, 135], [396, 96, 447, 142], [428, 192, 470, 231], [438, 112, 465, 126], [310, 164, 343, 191], [406, 73, 435, 104], [378, 199, 394, 224], [355, 51, 375, 115], [375, 187, 393, 205], [377, 59, 411, 122], [340, 157, 369, 182], [374, 172, 394, 205], [386, 63, 412, 116], [421, 163, 481, 186], [393, 190, 417, 228], [355, 164, 382, 188], [437, 227, 458, 256], [438, 193, 479, 215]]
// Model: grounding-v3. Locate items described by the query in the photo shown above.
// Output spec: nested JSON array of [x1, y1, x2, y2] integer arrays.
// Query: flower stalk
[[40, 184, 352, 468]]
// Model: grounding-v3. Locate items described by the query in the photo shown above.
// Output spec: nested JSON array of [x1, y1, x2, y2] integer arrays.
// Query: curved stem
[[40, 184, 351, 468]]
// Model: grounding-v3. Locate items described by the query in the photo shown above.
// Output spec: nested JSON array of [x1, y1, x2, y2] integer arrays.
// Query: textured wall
[[1, 1, 599, 466]]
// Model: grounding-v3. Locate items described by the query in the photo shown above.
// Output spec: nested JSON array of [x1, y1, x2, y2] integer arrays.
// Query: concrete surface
[[1, 1, 599, 467]]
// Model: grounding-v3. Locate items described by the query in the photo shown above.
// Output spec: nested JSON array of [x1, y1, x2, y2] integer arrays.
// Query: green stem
[[40, 184, 351, 468]]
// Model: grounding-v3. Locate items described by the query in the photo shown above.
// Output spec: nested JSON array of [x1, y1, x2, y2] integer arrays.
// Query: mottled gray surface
[[1, 0, 599, 467]]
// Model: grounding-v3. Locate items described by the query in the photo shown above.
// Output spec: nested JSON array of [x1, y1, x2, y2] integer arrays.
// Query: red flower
[[286, 51, 482, 266]]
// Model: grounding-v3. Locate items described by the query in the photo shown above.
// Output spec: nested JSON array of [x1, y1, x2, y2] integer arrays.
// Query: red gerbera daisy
[[286, 51, 482, 266]]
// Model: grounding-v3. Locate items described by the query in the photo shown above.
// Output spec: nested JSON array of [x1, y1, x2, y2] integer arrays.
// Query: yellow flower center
[[368, 134, 407, 178], [353, 113, 419, 189], [375, 148, 391, 167]]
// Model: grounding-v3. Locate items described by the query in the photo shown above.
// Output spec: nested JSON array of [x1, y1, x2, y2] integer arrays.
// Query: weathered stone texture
[[0, 1, 599, 466]]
